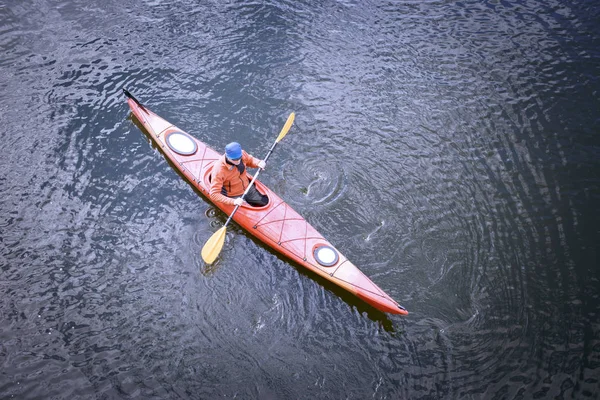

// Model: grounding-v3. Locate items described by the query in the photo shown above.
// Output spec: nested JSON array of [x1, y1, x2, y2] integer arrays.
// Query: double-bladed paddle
[[201, 113, 295, 264]]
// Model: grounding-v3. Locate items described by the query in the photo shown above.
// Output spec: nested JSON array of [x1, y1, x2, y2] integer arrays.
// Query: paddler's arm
[[209, 170, 236, 206], [242, 150, 266, 170]]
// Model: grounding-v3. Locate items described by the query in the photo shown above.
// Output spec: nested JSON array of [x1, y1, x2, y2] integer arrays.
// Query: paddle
[[201, 112, 295, 264]]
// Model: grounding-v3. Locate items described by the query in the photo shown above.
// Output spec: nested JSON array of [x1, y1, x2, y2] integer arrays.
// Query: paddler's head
[[225, 142, 242, 165]]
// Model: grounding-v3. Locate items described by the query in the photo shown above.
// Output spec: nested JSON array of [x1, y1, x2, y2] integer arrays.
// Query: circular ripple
[[204, 207, 219, 219], [281, 157, 347, 207]]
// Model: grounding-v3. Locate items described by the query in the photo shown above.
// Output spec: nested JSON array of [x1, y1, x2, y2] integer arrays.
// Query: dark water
[[1, 0, 599, 398]]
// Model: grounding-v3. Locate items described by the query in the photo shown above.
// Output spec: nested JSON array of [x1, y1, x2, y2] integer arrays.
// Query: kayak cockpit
[[202, 164, 271, 209]]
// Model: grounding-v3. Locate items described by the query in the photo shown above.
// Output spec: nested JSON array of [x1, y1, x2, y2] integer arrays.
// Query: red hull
[[126, 97, 408, 316]]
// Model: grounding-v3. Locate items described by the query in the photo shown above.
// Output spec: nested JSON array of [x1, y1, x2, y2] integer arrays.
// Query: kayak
[[124, 90, 408, 315]]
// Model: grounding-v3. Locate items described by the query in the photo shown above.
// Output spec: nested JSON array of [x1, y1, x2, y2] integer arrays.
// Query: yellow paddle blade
[[276, 112, 295, 143], [201, 226, 227, 264]]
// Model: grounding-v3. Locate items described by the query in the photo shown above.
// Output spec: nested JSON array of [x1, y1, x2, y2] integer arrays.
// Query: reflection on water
[[1, 0, 598, 398]]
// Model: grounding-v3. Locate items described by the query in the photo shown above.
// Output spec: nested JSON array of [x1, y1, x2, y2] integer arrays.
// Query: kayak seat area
[[206, 172, 270, 208]]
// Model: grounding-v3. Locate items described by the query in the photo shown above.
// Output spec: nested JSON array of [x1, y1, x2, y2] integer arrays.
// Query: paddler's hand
[[258, 160, 266, 170], [233, 198, 245, 207]]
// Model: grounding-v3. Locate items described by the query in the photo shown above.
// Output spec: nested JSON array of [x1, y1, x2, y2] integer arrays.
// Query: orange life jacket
[[209, 150, 260, 205]]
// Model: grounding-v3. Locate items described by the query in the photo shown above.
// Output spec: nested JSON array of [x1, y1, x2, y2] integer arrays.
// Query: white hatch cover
[[166, 131, 197, 155], [313, 245, 339, 267]]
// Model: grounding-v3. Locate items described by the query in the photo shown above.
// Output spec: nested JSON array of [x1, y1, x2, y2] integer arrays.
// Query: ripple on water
[[1, 0, 599, 398], [280, 155, 347, 208]]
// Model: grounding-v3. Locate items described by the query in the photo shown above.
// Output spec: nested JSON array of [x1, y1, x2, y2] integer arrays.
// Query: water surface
[[1, 0, 599, 398]]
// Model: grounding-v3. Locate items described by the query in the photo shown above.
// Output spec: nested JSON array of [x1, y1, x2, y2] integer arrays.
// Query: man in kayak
[[209, 142, 268, 207]]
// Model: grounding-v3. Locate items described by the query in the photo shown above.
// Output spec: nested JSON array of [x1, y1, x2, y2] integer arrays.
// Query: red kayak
[[124, 90, 408, 315]]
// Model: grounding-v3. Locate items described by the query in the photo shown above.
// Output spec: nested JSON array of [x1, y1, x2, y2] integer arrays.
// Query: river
[[1, 1, 599, 399]]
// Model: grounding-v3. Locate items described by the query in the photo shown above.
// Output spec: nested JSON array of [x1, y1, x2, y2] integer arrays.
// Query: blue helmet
[[225, 142, 242, 160]]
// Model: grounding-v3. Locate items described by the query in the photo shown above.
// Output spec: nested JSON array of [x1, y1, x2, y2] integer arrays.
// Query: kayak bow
[[124, 89, 408, 316]]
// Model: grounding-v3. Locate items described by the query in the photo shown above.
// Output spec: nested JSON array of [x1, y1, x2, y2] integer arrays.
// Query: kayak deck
[[125, 93, 408, 315]]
